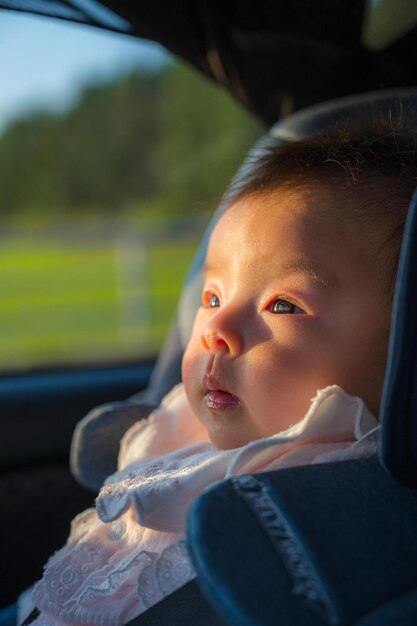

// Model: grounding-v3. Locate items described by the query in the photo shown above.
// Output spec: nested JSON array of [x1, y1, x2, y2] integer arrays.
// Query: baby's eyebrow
[[281, 256, 339, 289], [204, 260, 220, 275], [204, 256, 338, 289]]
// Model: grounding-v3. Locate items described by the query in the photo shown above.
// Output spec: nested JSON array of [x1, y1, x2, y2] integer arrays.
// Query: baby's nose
[[202, 329, 228, 353], [200, 324, 243, 356]]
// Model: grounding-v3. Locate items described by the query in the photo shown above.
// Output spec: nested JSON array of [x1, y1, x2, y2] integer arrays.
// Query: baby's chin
[[203, 418, 260, 450], [209, 431, 249, 450]]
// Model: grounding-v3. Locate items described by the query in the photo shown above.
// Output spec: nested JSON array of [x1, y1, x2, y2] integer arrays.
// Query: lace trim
[[231, 475, 339, 625], [137, 540, 195, 608], [32, 539, 195, 626]]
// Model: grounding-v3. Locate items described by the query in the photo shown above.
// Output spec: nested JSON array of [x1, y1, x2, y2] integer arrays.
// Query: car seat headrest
[[379, 186, 417, 486]]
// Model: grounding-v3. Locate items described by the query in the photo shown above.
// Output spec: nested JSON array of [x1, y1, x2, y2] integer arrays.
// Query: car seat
[[71, 87, 417, 626]]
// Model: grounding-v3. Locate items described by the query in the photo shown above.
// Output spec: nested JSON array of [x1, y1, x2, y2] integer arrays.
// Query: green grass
[[0, 236, 199, 370]]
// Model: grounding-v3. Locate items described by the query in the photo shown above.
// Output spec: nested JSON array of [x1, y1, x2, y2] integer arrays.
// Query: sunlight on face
[[182, 188, 391, 449]]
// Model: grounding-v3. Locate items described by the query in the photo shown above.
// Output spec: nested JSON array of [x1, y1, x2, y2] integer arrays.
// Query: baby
[[183, 123, 408, 448], [17, 122, 417, 626]]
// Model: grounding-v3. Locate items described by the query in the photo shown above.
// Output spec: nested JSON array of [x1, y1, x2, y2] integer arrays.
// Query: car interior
[[2, 2, 417, 625]]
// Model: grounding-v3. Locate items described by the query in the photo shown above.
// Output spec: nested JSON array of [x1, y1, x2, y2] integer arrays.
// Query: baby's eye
[[209, 294, 220, 308], [270, 299, 303, 314], [203, 292, 220, 308]]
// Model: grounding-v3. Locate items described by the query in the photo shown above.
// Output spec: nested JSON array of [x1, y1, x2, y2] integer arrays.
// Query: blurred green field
[[0, 235, 199, 370]]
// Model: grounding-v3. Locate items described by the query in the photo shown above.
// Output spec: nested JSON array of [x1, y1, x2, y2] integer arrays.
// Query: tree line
[[0, 62, 261, 220]]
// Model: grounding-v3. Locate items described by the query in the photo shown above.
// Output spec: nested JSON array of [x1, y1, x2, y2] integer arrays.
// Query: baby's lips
[[203, 371, 241, 409], [205, 390, 241, 410]]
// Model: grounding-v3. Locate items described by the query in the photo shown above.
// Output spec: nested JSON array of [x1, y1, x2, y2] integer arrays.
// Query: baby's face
[[182, 188, 391, 449]]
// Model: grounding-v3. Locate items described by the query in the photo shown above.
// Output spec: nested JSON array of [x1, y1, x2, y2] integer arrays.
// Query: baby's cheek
[[181, 345, 199, 399]]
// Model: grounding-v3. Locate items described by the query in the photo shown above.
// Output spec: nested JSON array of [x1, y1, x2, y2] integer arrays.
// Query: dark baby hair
[[230, 120, 417, 299]]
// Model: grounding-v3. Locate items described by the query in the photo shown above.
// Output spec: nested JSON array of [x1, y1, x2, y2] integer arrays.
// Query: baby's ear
[[70, 401, 157, 492]]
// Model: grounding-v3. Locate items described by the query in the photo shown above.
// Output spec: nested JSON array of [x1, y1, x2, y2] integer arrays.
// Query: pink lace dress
[[18, 384, 378, 626]]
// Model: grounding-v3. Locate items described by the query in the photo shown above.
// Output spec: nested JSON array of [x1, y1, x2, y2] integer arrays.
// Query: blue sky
[[0, 11, 169, 131]]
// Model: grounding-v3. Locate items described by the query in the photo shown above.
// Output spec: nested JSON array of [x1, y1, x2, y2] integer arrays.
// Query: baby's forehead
[[220, 185, 383, 237], [205, 186, 380, 278], [211, 186, 355, 238]]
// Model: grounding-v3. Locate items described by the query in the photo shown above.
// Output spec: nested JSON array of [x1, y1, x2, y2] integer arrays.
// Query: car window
[[362, 0, 417, 50], [0, 13, 261, 372]]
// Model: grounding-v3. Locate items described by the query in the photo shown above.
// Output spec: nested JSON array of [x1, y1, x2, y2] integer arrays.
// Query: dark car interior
[[2, 2, 417, 624]]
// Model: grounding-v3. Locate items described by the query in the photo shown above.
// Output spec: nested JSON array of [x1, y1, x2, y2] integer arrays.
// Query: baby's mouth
[[203, 374, 241, 410]]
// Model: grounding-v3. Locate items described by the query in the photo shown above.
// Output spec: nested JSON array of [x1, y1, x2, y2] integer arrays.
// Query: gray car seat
[[70, 87, 417, 626]]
